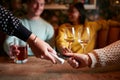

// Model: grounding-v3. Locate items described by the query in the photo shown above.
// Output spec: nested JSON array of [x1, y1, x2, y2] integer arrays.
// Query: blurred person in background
[[0, 4, 57, 63], [4, 0, 55, 56], [56, 2, 120, 57]]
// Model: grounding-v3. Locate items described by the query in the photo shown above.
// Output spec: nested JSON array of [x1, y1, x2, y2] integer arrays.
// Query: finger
[[68, 57, 80, 68], [65, 48, 72, 53], [40, 55, 44, 59], [64, 52, 74, 56], [68, 58, 77, 68], [61, 47, 68, 53], [64, 48, 71, 53], [46, 44, 57, 56], [12, 46, 20, 56], [13, 50, 20, 55], [61, 48, 67, 54], [67, 57, 73, 63], [44, 51, 57, 64], [48, 48, 57, 55], [46, 45, 58, 63], [70, 54, 88, 68], [62, 48, 73, 56], [72, 59, 79, 68]]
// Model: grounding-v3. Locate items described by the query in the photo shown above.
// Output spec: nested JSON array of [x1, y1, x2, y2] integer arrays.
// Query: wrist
[[33, 35, 37, 43], [86, 54, 92, 67], [27, 34, 37, 45]]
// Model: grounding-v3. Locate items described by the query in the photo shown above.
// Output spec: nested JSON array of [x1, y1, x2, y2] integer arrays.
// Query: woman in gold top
[[56, 2, 119, 56]]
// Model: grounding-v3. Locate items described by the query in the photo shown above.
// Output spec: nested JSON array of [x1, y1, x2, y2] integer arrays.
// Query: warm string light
[[115, 0, 120, 4]]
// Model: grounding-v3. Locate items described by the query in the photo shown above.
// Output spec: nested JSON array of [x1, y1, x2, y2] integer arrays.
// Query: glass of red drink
[[9, 39, 28, 64]]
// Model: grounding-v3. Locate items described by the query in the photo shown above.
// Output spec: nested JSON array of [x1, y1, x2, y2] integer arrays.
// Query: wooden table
[[0, 56, 120, 80]]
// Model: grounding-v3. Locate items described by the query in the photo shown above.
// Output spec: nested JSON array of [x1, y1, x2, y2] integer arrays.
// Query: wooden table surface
[[0, 56, 120, 80]]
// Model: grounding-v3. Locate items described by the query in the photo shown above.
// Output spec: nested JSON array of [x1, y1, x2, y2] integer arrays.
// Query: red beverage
[[8, 39, 28, 64], [17, 46, 28, 60]]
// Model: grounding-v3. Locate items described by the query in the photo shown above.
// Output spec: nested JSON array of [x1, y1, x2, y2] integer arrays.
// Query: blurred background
[[0, 0, 120, 56]]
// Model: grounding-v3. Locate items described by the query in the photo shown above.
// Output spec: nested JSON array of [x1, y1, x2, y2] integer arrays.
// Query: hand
[[67, 53, 91, 69], [10, 45, 20, 56], [59, 46, 73, 56], [27, 34, 57, 64]]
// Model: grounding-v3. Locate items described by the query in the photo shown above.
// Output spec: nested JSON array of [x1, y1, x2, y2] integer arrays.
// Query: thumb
[[64, 53, 75, 56]]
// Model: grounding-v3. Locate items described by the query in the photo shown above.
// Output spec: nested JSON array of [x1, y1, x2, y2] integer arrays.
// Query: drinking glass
[[64, 27, 75, 50], [9, 38, 28, 64], [78, 27, 91, 53]]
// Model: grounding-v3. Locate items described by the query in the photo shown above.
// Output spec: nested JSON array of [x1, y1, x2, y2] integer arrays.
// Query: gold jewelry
[[33, 36, 37, 43]]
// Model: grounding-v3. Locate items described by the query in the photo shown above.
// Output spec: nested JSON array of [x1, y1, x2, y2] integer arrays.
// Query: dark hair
[[23, 0, 32, 4], [73, 2, 86, 25]]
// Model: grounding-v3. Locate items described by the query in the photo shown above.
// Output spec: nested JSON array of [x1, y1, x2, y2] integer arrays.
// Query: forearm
[[88, 40, 120, 68], [13, 23, 32, 41], [0, 5, 31, 41]]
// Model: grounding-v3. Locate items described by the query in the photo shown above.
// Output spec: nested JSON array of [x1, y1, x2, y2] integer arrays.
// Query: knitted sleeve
[[0, 5, 31, 41], [88, 40, 120, 68]]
